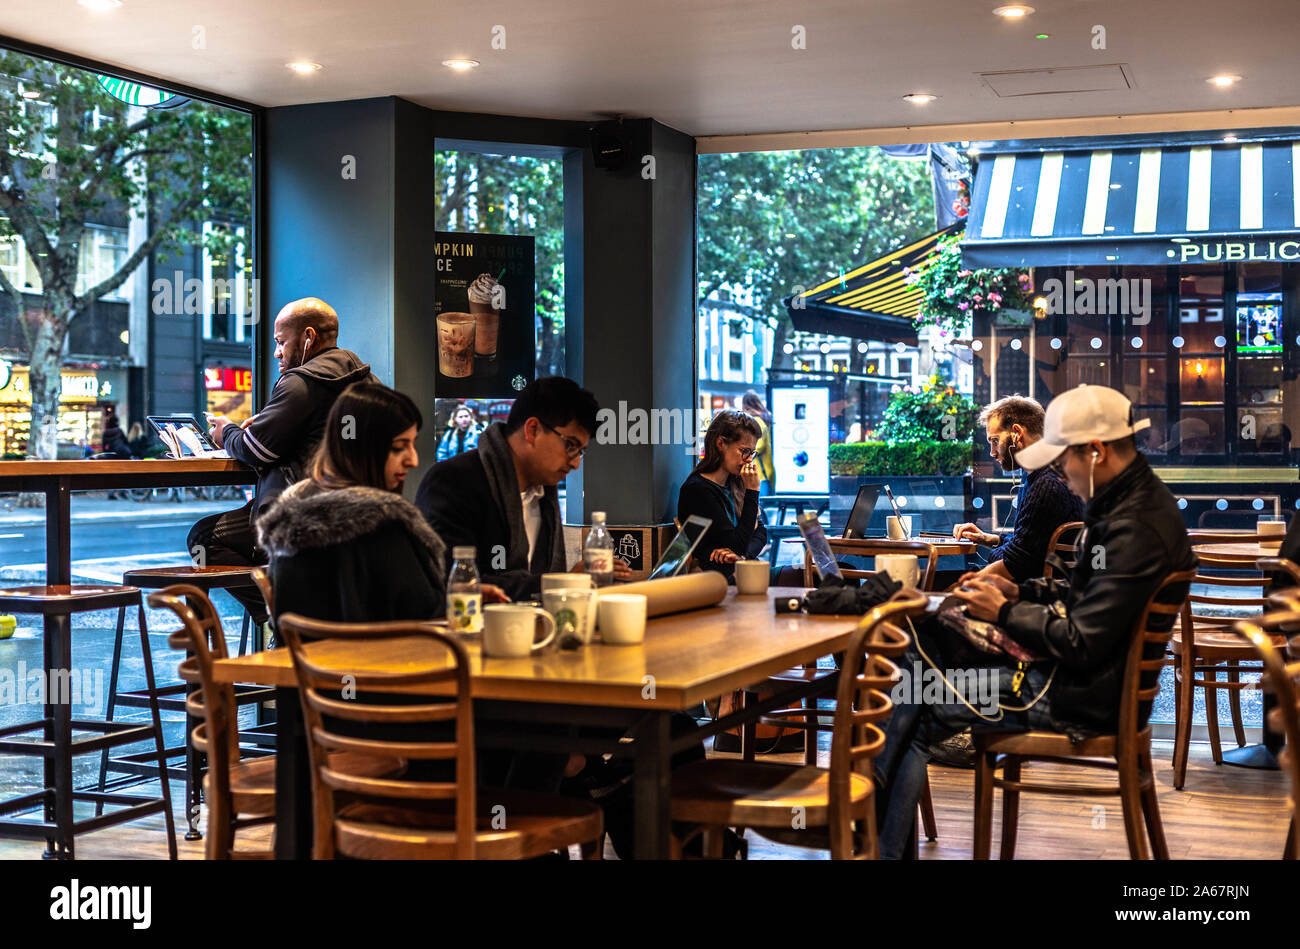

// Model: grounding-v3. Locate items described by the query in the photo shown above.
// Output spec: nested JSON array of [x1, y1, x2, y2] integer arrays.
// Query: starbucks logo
[[512, 375, 527, 391]]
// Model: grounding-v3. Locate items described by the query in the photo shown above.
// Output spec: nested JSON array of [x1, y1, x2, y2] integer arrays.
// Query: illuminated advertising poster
[[434, 232, 536, 399], [771, 386, 829, 494]]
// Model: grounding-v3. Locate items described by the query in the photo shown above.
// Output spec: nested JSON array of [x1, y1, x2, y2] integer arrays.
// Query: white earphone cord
[[904, 616, 1056, 723]]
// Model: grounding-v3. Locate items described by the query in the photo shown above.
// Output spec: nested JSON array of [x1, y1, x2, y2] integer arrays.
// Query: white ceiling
[[2, 0, 1298, 139]]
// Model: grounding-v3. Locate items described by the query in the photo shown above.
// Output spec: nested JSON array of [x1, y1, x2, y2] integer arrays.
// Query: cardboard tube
[[601, 572, 728, 618]]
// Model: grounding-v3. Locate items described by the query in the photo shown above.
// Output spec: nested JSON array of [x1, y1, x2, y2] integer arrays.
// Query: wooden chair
[[276, 612, 604, 859], [1234, 606, 1300, 859], [1043, 521, 1085, 579], [973, 568, 1196, 860], [150, 586, 279, 859], [1170, 535, 1271, 789], [670, 591, 928, 859]]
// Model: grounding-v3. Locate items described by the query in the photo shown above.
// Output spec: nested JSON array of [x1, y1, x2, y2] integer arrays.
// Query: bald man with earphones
[[874, 385, 1196, 858]]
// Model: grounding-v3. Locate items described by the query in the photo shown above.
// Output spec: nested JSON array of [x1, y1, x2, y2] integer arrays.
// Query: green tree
[[0, 50, 251, 465], [435, 151, 565, 377], [697, 148, 935, 372]]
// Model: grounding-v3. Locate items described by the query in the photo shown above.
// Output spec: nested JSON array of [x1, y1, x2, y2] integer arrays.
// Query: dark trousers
[[874, 618, 1055, 859], [187, 500, 269, 623]]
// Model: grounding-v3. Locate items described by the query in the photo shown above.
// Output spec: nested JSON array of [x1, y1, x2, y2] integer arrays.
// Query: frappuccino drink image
[[467, 272, 501, 358], [436, 311, 476, 377]]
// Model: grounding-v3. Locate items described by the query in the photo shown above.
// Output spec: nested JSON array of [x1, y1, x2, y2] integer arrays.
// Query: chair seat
[[669, 759, 872, 827], [333, 787, 603, 860], [1172, 627, 1280, 660], [123, 565, 258, 590], [207, 751, 405, 818], [0, 584, 140, 613], [976, 728, 1119, 759]]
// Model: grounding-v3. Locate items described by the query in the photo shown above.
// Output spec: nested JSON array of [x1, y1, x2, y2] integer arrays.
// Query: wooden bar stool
[[0, 585, 177, 860], [670, 591, 928, 859], [972, 569, 1195, 860], [278, 612, 604, 859], [98, 565, 274, 840]]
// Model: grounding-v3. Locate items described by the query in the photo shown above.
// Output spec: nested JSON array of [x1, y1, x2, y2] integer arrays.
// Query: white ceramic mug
[[1258, 516, 1286, 550], [542, 587, 598, 646], [598, 594, 648, 645], [541, 572, 594, 593], [734, 559, 770, 595], [875, 554, 920, 589], [887, 514, 913, 540], [482, 604, 556, 658]]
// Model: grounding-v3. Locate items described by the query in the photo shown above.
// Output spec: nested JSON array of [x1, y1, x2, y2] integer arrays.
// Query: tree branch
[[74, 194, 201, 309]]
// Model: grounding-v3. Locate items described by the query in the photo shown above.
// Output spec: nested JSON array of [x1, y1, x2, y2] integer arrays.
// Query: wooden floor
[[0, 739, 1290, 860]]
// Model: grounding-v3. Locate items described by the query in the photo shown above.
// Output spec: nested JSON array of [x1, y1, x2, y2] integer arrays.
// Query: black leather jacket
[[1001, 454, 1197, 736]]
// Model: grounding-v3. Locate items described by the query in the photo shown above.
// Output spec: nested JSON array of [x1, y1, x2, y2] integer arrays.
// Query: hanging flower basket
[[906, 233, 1033, 335]]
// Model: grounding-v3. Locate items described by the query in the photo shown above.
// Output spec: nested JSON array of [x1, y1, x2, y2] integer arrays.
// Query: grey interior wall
[[264, 98, 396, 388]]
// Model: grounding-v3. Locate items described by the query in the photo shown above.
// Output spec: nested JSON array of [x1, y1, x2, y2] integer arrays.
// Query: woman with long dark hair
[[677, 409, 768, 581], [258, 381, 457, 622]]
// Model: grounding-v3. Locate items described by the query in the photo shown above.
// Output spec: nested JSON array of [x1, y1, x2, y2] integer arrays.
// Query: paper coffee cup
[[541, 573, 594, 592], [875, 554, 920, 589], [598, 594, 647, 645], [887, 515, 912, 540], [1258, 517, 1287, 550], [734, 559, 770, 595]]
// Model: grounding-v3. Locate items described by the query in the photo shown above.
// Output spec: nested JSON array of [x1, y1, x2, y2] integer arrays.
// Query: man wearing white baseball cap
[[873, 384, 1197, 858]]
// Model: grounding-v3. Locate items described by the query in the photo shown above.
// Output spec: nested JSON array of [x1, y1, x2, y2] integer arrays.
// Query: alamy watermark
[[890, 660, 999, 716], [594, 401, 702, 456], [1040, 269, 1150, 325], [0, 662, 103, 712]]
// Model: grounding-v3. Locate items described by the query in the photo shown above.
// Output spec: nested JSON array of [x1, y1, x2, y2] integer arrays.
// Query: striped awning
[[784, 222, 963, 343], [963, 128, 1300, 267]]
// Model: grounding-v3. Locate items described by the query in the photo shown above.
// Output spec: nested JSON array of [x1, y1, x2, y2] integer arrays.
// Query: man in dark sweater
[[953, 395, 1084, 583], [875, 385, 1196, 858], [187, 297, 375, 620], [416, 376, 629, 602]]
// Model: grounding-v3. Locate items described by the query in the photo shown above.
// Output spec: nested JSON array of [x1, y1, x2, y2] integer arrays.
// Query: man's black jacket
[[221, 347, 375, 516], [1000, 454, 1197, 735], [415, 449, 563, 601]]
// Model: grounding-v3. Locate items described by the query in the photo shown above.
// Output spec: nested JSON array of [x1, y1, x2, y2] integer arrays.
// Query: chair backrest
[[1043, 520, 1085, 579], [275, 613, 476, 859], [1182, 536, 1272, 628], [826, 590, 928, 858], [803, 540, 938, 591], [1234, 608, 1300, 860], [1118, 569, 1197, 746], [249, 566, 275, 621], [148, 585, 241, 799]]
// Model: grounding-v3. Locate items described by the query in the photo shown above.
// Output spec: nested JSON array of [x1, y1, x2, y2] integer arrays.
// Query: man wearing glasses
[[416, 375, 630, 601], [952, 395, 1083, 585]]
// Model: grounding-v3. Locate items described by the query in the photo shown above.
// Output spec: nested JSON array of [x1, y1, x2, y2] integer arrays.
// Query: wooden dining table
[[0, 459, 255, 585], [210, 587, 866, 860]]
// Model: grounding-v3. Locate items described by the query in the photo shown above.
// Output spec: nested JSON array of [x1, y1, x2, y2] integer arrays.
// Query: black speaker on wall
[[589, 121, 628, 171]]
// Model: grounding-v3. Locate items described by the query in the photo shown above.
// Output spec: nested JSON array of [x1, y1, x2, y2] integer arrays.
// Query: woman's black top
[[676, 471, 767, 581]]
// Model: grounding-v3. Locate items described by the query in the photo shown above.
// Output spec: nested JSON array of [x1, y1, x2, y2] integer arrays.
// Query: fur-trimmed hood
[[257, 479, 446, 568]]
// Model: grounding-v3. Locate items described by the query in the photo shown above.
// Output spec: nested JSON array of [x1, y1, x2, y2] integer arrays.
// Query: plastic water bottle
[[447, 546, 482, 632], [584, 512, 615, 587]]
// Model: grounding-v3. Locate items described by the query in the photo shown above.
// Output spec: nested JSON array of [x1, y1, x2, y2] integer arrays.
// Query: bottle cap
[[592, 511, 606, 522], [452, 546, 476, 560]]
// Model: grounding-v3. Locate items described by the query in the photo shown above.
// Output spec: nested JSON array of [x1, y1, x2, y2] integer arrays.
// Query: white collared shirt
[[521, 484, 545, 563]]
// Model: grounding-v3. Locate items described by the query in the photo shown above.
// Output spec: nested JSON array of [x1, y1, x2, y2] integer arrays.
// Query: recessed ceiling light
[[993, 4, 1035, 17], [286, 61, 322, 74], [1223, 134, 1239, 143], [1207, 74, 1241, 87], [903, 93, 938, 104], [78, 0, 122, 9], [442, 59, 480, 71]]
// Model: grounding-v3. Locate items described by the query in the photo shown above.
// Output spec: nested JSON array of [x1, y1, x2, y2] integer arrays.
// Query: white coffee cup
[[734, 559, 770, 595], [1258, 517, 1287, 550], [598, 594, 647, 645], [875, 554, 920, 589], [887, 515, 913, 540], [542, 587, 598, 646], [541, 572, 594, 592], [482, 604, 556, 658]]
